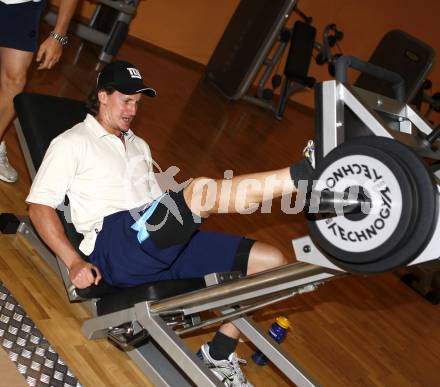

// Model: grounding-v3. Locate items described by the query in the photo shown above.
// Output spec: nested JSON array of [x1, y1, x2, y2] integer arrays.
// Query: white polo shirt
[[0, 0, 42, 4], [26, 114, 163, 255]]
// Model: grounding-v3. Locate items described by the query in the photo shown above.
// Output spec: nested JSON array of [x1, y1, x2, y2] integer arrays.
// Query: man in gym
[[26, 60, 311, 387], [0, 0, 78, 183]]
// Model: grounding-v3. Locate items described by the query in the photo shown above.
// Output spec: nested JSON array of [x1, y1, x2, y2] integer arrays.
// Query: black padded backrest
[[14, 92, 87, 252], [14, 92, 87, 170], [206, 0, 296, 100], [284, 21, 317, 83], [355, 30, 435, 103]]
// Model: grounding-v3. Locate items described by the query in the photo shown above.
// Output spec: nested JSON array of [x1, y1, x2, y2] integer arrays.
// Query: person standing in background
[[0, 0, 78, 182]]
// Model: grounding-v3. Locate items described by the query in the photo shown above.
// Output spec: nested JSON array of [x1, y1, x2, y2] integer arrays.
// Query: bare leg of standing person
[[0, 47, 33, 182]]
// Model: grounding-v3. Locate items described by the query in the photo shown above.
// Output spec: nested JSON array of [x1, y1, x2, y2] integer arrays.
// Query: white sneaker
[[197, 343, 253, 387], [0, 141, 18, 183]]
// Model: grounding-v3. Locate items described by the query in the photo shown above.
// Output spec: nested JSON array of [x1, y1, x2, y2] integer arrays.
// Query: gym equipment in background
[[44, 0, 139, 64], [354, 30, 434, 103], [241, 18, 317, 120], [241, 20, 344, 120], [314, 23, 344, 76], [205, 0, 298, 100], [205, 0, 344, 119]]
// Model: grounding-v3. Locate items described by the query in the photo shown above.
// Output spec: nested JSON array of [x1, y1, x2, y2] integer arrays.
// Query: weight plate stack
[[308, 136, 438, 273]]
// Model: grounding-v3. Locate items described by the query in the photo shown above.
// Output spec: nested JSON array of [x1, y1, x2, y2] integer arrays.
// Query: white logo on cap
[[127, 67, 141, 79]]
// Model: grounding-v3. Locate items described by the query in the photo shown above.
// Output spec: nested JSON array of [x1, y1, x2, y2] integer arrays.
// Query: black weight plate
[[355, 136, 438, 273], [307, 137, 426, 273], [308, 138, 414, 268]]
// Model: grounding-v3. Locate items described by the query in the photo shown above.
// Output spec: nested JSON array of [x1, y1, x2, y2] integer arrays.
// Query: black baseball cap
[[96, 60, 157, 97]]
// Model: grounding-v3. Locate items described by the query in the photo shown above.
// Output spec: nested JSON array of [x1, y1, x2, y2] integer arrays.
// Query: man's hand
[[69, 260, 102, 289], [36, 37, 63, 70]]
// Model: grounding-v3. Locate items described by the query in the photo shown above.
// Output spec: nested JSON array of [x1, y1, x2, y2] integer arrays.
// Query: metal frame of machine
[[294, 79, 440, 271]]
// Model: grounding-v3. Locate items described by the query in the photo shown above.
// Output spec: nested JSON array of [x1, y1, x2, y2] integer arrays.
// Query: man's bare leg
[[217, 241, 288, 339], [184, 167, 296, 218]]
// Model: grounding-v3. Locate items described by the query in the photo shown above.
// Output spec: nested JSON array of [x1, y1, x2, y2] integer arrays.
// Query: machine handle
[[305, 189, 370, 215], [335, 55, 406, 102]]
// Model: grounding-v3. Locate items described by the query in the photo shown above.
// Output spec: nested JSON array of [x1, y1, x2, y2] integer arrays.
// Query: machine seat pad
[[77, 278, 207, 316]]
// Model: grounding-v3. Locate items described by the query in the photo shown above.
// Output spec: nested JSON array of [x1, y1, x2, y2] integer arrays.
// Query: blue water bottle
[[252, 316, 290, 366]]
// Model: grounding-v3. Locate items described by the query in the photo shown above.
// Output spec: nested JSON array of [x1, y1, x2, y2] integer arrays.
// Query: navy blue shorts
[[88, 209, 254, 287], [0, 1, 48, 52]]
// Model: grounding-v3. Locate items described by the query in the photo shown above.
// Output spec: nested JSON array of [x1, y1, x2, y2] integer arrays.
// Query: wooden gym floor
[[1, 27, 440, 387]]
